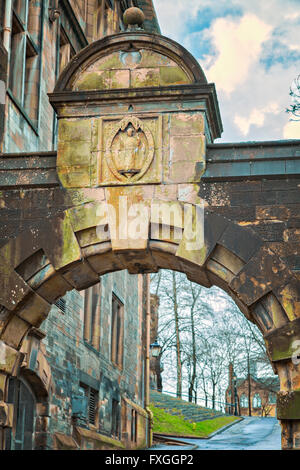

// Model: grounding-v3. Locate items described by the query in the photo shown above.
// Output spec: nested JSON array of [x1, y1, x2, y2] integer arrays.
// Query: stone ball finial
[[123, 7, 145, 27]]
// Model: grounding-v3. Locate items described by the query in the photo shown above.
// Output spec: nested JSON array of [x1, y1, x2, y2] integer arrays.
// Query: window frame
[[8, 0, 42, 131], [110, 293, 124, 369], [240, 393, 249, 408], [79, 382, 99, 428], [252, 393, 262, 408], [111, 398, 120, 439], [83, 282, 101, 351], [131, 408, 138, 443]]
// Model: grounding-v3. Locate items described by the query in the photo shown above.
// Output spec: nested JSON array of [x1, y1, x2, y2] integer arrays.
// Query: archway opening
[[0, 207, 299, 449]]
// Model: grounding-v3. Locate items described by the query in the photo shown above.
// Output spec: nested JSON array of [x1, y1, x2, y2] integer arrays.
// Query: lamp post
[[150, 339, 162, 358], [233, 372, 238, 416], [150, 340, 162, 392]]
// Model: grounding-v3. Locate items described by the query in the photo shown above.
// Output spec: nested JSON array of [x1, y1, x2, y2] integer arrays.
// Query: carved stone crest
[[105, 116, 155, 183]]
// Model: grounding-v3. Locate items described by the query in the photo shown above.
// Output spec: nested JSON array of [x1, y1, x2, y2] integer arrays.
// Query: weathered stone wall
[[2, 0, 161, 154], [1, 155, 299, 278], [36, 270, 145, 449]]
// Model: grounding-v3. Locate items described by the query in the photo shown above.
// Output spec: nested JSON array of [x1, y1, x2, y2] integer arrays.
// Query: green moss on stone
[[159, 66, 190, 86], [75, 72, 110, 91]]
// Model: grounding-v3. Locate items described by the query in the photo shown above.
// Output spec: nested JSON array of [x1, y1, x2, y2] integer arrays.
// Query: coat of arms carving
[[105, 116, 155, 183]]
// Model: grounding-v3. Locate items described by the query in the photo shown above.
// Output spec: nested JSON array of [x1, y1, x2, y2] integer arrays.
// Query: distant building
[[225, 363, 279, 418]]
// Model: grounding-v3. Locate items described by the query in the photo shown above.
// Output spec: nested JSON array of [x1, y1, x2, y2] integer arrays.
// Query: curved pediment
[[54, 32, 207, 92]]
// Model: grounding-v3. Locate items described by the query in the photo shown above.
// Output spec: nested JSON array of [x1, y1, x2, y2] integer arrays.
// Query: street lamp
[[233, 372, 238, 416], [150, 339, 162, 358]]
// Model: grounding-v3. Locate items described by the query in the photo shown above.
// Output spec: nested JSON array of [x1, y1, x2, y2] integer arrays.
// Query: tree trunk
[[188, 303, 197, 403], [212, 382, 216, 409], [172, 271, 182, 399], [248, 355, 252, 416]]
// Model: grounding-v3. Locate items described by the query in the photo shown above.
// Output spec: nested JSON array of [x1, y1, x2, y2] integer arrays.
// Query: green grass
[[149, 404, 240, 438]]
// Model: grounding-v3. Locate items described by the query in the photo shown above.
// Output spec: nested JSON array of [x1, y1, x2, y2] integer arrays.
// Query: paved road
[[150, 417, 282, 450]]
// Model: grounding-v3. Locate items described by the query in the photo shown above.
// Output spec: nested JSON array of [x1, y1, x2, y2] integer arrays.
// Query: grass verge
[[149, 404, 240, 438]]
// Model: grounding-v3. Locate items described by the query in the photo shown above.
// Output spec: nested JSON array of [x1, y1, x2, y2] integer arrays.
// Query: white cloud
[[204, 14, 272, 95], [284, 12, 300, 20], [154, 0, 300, 142], [234, 102, 280, 136], [283, 120, 300, 139]]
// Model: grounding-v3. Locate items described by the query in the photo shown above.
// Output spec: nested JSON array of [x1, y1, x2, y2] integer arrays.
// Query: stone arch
[[53, 31, 207, 93], [0, 200, 300, 448], [2, 21, 299, 450]]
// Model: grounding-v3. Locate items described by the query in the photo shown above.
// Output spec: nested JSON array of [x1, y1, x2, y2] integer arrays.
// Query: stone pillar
[[264, 318, 300, 449], [0, 341, 24, 449], [276, 360, 300, 450], [35, 402, 51, 450]]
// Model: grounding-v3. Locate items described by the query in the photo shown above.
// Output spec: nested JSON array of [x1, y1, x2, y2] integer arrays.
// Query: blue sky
[[154, 0, 300, 142]]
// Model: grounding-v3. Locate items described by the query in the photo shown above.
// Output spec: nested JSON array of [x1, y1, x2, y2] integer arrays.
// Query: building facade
[[0, 0, 159, 450], [225, 364, 280, 418]]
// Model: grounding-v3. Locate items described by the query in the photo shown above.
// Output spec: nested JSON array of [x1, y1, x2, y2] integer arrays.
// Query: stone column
[[264, 319, 300, 450], [276, 360, 300, 450], [35, 402, 51, 450], [0, 341, 24, 450]]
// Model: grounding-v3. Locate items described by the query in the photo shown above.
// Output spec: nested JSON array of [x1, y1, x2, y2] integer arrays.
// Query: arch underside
[[0, 200, 299, 350], [1, 199, 300, 449]]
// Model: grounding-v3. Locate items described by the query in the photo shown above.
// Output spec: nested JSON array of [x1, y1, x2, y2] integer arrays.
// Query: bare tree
[[286, 74, 300, 120], [151, 269, 277, 412]]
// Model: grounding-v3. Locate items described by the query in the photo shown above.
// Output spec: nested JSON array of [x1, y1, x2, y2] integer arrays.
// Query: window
[[252, 393, 262, 408], [59, 27, 75, 74], [5, 377, 36, 450], [131, 409, 137, 443], [9, 0, 41, 125], [111, 399, 120, 438], [120, 0, 139, 12], [93, 0, 126, 39], [79, 383, 99, 426], [240, 393, 248, 408], [54, 297, 66, 313], [269, 393, 277, 404], [111, 294, 124, 367], [84, 283, 101, 350]]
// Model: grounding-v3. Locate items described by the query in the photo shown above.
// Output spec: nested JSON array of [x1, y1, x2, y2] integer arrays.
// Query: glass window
[[253, 393, 262, 408], [111, 294, 124, 367], [240, 393, 249, 408], [131, 408, 137, 443], [111, 398, 120, 438], [6, 377, 36, 450], [79, 383, 99, 426], [84, 282, 101, 350], [59, 27, 75, 74], [9, 0, 41, 124]]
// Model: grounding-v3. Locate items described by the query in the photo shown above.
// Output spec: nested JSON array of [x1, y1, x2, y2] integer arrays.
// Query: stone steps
[[150, 390, 227, 423]]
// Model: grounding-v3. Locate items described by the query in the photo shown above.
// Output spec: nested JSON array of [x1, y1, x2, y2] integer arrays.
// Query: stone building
[[225, 363, 280, 418], [0, 0, 159, 450]]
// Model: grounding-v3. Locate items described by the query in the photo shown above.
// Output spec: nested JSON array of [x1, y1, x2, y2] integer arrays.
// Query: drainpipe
[[144, 273, 153, 448], [3, 0, 12, 52]]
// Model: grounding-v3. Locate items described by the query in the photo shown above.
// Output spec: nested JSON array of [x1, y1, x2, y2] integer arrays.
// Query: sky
[[154, 0, 300, 142]]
